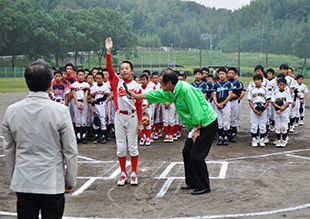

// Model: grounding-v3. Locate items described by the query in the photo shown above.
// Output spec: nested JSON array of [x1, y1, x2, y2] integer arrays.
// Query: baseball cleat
[[252, 138, 258, 147], [259, 138, 265, 147], [168, 135, 174, 143], [153, 133, 159, 140], [130, 172, 138, 185], [264, 137, 269, 144], [275, 140, 282, 147], [217, 137, 223, 146], [299, 120, 304, 125], [117, 172, 127, 186], [173, 135, 178, 141], [139, 138, 145, 146], [280, 140, 287, 148], [223, 136, 229, 146], [145, 138, 151, 146], [164, 135, 169, 143], [289, 127, 294, 133]]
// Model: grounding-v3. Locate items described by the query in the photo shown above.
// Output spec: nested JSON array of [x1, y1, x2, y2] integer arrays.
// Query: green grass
[[0, 78, 28, 92]]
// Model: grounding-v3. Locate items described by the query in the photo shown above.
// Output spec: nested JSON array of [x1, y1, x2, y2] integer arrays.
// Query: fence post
[[14, 67, 16, 77], [5, 67, 7, 77]]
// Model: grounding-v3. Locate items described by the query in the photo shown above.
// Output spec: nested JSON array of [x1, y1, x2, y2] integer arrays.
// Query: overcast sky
[[189, 0, 253, 10]]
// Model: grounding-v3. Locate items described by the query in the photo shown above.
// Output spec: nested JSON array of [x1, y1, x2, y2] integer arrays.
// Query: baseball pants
[[230, 100, 239, 127], [215, 101, 231, 131], [115, 110, 139, 157], [162, 103, 176, 126], [93, 102, 107, 130], [74, 101, 89, 127], [274, 110, 289, 134], [250, 109, 267, 134]]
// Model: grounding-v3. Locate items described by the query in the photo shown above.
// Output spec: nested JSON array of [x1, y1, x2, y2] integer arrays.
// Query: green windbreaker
[[145, 81, 217, 130]]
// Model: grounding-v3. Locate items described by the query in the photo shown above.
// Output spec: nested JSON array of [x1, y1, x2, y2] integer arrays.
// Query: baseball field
[[1, 90, 310, 218]]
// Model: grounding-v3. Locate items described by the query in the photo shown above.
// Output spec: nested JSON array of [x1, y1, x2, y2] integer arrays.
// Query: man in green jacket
[[130, 68, 218, 195]]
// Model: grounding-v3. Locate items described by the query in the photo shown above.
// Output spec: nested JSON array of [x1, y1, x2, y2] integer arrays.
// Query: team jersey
[[90, 83, 110, 100], [228, 79, 242, 98], [247, 86, 271, 104], [65, 75, 78, 85], [191, 81, 209, 94], [103, 81, 112, 95], [141, 83, 155, 105], [212, 80, 233, 100], [285, 75, 296, 89], [267, 78, 276, 91], [147, 81, 156, 90], [51, 81, 69, 102], [247, 77, 269, 90], [271, 89, 293, 107], [154, 82, 162, 90], [298, 83, 309, 99], [106, 54, 143, 120], [70, 81, 90, 100]]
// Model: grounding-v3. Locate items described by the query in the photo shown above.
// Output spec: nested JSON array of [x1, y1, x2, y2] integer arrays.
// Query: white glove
[[187, 127, 197, 139]]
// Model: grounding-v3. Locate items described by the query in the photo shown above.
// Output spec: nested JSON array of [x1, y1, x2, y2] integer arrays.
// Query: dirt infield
[[1, 92, 310, 219]]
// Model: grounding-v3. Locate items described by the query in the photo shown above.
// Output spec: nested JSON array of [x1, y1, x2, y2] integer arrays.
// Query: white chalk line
[[285, 154, 310, 160], [0, 136, 4, 139], [2, 202, 310, 218]]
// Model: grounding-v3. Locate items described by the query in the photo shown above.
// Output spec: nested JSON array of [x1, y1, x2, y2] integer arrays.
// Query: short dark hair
[[236, 70, 240, 76], [254, 65, 264, 72], [266, 68, 275, 75], [228, 67, 237, 74], [120, 61, 134, 70], [202, 67, 209, 73], [277, 73, 285, 79], [140, 73, 149, 80], [59, 67, 66, 72], [207, 74, 213, 79], [253, 74, 263, 80], [278, 78, 287, 85], [86, 73, 94, 79], [84, 68, 90, 72], [65, 63, 74, 69], [102, 68, 108, 72], [289, 67, 294, 72], [52, 67, 56, 70], [77, 69, 84, 74], [152, 72, 159, 77], [214, 75, 219, 81], [131, 74, 136, 80], [193, 68, 203, 75], [218, 67, 227, 74], [296, 74, 304, 80], [143, 69, 151, 76], [96, 72, 104, 78], [161, 68, 178, 85], [54, 69, 62, 76], [279, 63, 289, 70], [25, 60, 53, 92]]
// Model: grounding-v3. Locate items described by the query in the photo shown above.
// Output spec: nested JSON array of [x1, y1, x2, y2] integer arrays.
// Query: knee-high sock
[[131, 155, 139, 174], [118, 156, 127, 176], [164, 126, 169, 136]]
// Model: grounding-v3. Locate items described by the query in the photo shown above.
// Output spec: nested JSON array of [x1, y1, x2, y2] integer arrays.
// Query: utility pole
[[304, 24, 307, 77], [200, 35, 202, 68], [218, 25, 223, 52], [260, 27, 264, 59], [266, 27, 269, 68], [238, 31, 240, 73]]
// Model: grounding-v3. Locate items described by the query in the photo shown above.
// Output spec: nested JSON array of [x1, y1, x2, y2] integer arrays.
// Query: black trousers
[[16, 192, 65, 219], [182, 119, 218, 190]]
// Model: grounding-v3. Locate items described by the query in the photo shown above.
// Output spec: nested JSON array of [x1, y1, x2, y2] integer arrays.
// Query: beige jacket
[[2, 92, 78, 194]]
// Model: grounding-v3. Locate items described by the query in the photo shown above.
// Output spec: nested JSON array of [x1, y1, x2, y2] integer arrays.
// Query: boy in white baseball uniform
[[90, 72, 110, 144], [247, 74, 271, 147], [106, 37, 143, 186], [271, 78, 293, 147], [296, 75, 308, 125], [152, 72, 164, 139], [70, 69, 90, 144]]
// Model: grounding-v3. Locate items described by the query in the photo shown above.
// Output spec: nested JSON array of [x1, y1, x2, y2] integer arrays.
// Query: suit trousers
[[16, 192, 65, 219], [182, 119, 217, 190]]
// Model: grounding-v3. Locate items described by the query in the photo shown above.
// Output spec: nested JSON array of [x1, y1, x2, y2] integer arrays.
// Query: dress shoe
[[191, 188, 211, 195], [181, 185, 195, 190]]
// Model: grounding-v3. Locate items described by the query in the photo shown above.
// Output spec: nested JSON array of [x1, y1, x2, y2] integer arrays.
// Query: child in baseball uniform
[[51, 70, 70, 105], [296, 75, 308, 125], [106, 37, 143, 186], [266, 68, 277, 132], [139, 74, 155, 146], [70, 69, 90, 144], [212, 67, 233, 146], [191, 68, 210, 99], [271, 78, 293, 147], [247, 74, 271, 147], [234, 70, 245, 130], [227, 67, 242, 142], [90, 72, 110, 144], [152, 72, 164, 139]]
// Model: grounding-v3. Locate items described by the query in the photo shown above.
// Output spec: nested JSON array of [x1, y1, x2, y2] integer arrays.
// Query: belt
[[95, 102, 105, 105], [118, 110, 135, 114], [55, 99, 64, 102], [77, 99, 84, 102]]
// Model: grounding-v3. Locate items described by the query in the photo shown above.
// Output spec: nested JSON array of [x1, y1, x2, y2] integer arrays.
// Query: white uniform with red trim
[[141, 83, 155, 130], [90, 83, 110, 130], [70, 81, 90, 127], [154, 83, 163, 124], [107, 55, 143, 158], [104, 81, 115, 125]]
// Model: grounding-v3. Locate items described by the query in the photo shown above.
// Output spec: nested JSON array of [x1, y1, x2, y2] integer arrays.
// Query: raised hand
[[105, 37, 113, 54]]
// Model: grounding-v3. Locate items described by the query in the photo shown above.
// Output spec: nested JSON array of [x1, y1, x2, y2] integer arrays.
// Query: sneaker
[[164, 135, 169, 143], [100, 137, 106, 144], [168, 135, 174, 143], [252, 138, 258, 147], [217, 137, 223, 146], [177, 132, 181, 138], [294, 122, 298, 128], [93, 137, 99, 144], [223, 136, 229, 146], [289, 127, 294, 133], [153, 132, 159, 140], [130, 172, 138, 185], [81, 138, 87, 144], [264, 137, 269, 144], [173, 135, 178, 141], [259, 138, 265, 147], [281, 140, 287, 148], [299, 120, 304, 125], [106, 135, 111, 141], [139, 138, 145, 146], [117, 172, 127, 186], [150, 137, 154, 143], [273, 140, 278, 145], [145, 138, 151, 146], [275, 140, 282, 147], [286, 136, 289, 142], [158, 131, 163, 137], [231, 134, 236, 142]]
